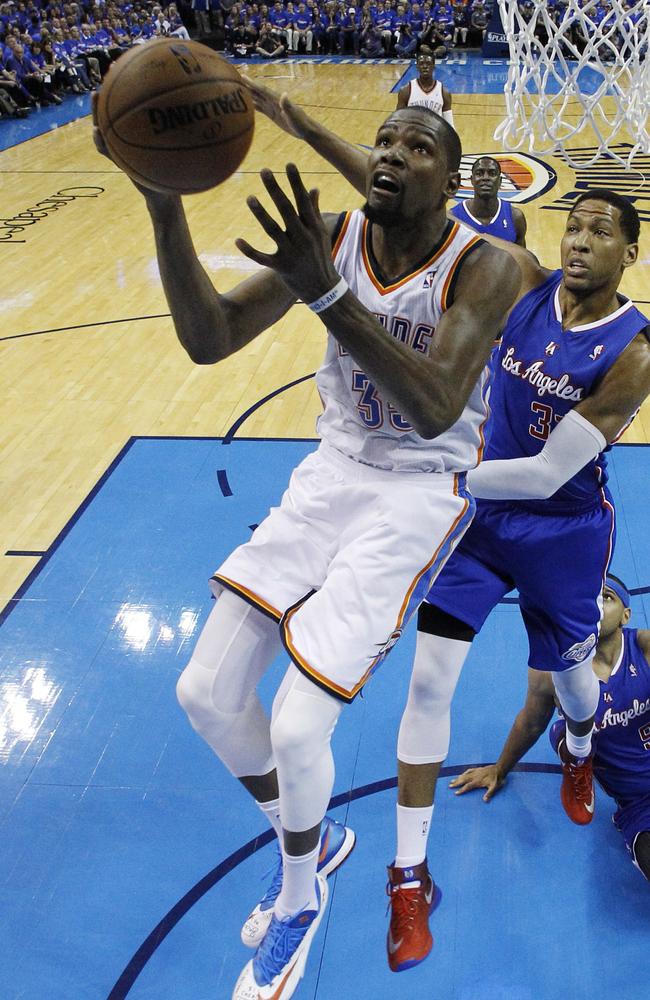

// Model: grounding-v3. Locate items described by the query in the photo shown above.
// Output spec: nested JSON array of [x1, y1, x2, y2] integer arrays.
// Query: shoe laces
[[259, 846, 284, 906], [387, 883, 427, 933], [253, 911, 313, 983], [566, 758, 593, 803]]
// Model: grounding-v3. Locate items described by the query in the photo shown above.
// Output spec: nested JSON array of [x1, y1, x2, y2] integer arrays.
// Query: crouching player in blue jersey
[[451, 575, 650, 882]]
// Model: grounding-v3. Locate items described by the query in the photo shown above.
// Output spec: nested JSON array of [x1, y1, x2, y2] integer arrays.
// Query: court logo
[[562, 633, 597, 662], [457, 152, 557, 204], [0, 187, 105, 244], [543, 146, 650, 224]]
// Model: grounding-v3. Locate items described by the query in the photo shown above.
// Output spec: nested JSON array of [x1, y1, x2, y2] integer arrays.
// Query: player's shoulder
[[632, 628, 650, 661], [452, 238, 522, 307]]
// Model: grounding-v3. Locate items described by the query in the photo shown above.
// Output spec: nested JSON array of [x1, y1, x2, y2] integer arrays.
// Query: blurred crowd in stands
[[0, 0, 494, 120]]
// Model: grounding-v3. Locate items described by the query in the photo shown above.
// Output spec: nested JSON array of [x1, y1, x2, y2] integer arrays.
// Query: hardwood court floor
[[2, 59, 649, 612]]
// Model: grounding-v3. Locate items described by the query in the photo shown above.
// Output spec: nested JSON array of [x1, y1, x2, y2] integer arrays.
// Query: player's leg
[[612, 796, 650, 880], [516, 499, 614, 824], [244, 458, 474, 993], [389, 513, 512, 972], [233, 665, 346, 1000], [632, 832, 650, 880]]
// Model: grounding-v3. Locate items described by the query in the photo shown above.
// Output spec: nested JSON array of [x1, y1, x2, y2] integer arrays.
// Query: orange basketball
[[96, 40, 255, 195]]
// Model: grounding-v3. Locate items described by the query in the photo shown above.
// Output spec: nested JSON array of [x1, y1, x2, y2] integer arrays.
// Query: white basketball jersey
[[315, 210, 490, 473], [407, 78, 444, 116]]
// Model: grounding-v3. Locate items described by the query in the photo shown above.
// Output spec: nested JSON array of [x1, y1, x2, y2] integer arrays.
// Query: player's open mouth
[[567, 259, 588, 272], [371, 172, 401, 196]]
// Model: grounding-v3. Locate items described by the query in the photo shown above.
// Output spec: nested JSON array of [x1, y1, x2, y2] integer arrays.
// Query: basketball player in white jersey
[[93, 98, 518, 999], [395, 46, 454, 127]]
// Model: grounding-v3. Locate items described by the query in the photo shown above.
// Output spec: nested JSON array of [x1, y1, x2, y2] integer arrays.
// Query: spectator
[[255, 18, 285, 53], [359, 9, 382, 54], [5, 40, 62, 104], [469, 0, 489, 43], [191, 0, 212, 36], [293, 1, 314, 51]]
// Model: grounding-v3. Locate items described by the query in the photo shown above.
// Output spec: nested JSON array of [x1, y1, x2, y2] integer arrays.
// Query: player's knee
[[633, 831, 650, 880], [270, 698, 316, 766], [176, 658, 211, 724], [270, 679, 341, 773]]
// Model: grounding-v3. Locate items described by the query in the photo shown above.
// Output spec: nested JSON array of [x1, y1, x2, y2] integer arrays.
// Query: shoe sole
[[242, 826, 355, 948], [389, 883, 443, 974]]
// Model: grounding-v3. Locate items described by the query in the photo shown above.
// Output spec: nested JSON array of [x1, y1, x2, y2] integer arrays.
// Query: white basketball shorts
[[212, 442, 475, 702]]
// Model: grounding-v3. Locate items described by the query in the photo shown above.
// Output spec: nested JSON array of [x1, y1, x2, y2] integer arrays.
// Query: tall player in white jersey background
[[93, 97, 518, 1000], [395, 46, 454, 127]]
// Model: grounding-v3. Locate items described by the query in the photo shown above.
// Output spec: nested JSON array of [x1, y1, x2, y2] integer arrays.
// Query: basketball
[[96, 40, 255, 195]]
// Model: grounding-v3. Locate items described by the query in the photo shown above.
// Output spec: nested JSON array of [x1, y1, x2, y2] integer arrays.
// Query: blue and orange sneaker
[[240, 816, 355, 948], [386, 859, 442, 972], [233, 875, 328, 1000]]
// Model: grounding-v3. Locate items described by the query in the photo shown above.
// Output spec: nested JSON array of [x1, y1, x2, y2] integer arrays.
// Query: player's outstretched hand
[[236, 163, 340, 304], [449, 764, 505, 802], [241, 76, 311, 140], [91, 92, 180, 208]]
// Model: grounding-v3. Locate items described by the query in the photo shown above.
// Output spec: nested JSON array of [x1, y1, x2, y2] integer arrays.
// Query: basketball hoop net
[[494, 0, 650, 169]]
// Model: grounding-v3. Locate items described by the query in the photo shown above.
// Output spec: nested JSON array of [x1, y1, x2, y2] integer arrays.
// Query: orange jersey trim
[[282, 608, 360, 701], [282, 476, 471, 701], [213, 573, 283, 622], [474, 370, 492, 465], [440, 235, 482, 311], [361, 219, 460, 296], [331, 210, 352, 261], [394, 473, 469, 626]]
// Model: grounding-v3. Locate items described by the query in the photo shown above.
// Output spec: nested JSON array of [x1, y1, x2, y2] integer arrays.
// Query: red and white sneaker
[[386, 860, 442, 973], [557, 735, 595, 825]]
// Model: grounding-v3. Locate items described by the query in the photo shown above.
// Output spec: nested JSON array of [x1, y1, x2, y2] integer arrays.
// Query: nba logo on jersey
[[422, 270, 437, 288], [590, 344, 605, 360]]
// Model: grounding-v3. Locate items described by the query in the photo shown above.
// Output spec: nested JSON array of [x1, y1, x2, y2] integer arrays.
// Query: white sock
[[275, 844, 320, 919], [565, 727, 593, 760], [395, 802, 434, 869], [257, 797, 283, 839]]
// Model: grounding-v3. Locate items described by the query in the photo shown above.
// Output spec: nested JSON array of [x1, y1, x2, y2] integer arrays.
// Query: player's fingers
[[259, 168, 300, 229], [246, 193, 286, 244], [235, 237, 275, 268], [286, 163, 317, 222]]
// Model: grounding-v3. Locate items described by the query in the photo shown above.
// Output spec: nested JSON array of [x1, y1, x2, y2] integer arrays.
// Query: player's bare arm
[[513, 205, 527, 247], [92, 92, 299, 364], [244, 76, 369, 197], [576, 328, 650, 443], [450, 670, 556, 800], [473, 232, 547, 300], [442, 86, 452, 112], [395, 85, 410, 110], [237, 164, 520, 438], [636, 630, 650, 659]]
